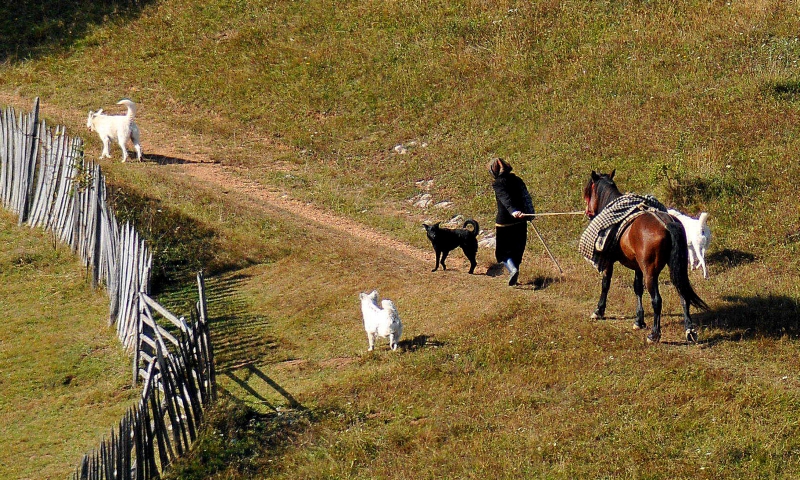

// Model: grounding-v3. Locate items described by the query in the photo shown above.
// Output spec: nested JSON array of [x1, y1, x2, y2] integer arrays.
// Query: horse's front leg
[[633, 270, 646, 330], [646, 274, 662, 343], [591, 263, 614, 319]]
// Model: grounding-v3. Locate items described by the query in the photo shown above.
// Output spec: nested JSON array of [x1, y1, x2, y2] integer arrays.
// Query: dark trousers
[[495, 222, 527, 266]]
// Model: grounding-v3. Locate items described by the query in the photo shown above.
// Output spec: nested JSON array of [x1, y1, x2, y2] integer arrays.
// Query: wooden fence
[[0, 98, 149, 343], [0, 98, 216, 479], [75, 273, 217, 480]]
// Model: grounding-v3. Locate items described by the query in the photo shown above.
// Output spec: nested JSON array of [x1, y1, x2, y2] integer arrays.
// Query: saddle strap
[[650, 210, 675, 229], [615, 209, 674, 242]]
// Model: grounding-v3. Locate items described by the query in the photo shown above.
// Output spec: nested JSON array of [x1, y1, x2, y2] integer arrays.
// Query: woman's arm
[[493, 180, 522, 216]]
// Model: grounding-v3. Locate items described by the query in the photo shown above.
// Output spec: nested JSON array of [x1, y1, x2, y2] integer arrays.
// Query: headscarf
[[488, 158, 513, 178]]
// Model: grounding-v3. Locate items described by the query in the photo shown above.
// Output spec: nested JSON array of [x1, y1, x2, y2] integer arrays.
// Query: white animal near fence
[[1, 98, 216, 480], [86, 98, 143, 162], [668, 208, 712, 279], [359, 290, 403, 351]]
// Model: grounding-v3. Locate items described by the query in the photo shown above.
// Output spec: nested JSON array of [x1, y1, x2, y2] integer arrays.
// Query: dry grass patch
[[1, 1, 800, 478], [0, 211, 136, 479]]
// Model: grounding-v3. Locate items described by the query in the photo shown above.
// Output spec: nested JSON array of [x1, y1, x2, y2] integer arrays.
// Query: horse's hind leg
[[646, 274, 662, 343], [592, 264, 614, 319], [681, 297, 699, 343], [633, 270, 646, 330]]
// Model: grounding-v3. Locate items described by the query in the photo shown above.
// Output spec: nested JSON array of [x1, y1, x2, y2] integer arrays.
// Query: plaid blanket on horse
[[579, 194, 667, 272]]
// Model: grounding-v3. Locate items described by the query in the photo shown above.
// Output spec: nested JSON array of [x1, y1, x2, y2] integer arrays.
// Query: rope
[[521, 211, 584, 217]]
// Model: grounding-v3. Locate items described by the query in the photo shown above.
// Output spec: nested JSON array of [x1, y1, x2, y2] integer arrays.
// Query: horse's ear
[[609, 169, 616, 180], [591, 170, 600, 181]]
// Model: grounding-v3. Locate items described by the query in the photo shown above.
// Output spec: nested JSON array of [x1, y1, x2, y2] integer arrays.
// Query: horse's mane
[[584, 174, 622, 213]]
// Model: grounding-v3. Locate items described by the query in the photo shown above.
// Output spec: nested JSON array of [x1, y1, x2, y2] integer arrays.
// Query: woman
[[488, 158, 534, 286]]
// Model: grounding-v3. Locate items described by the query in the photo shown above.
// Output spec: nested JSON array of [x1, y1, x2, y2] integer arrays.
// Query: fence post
[[1, 102, 217, 479], [16, 98, 38, 225]]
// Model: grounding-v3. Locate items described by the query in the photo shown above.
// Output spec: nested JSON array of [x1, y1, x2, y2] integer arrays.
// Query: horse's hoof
[[590, 312, 604, 320], [686, 329, 699, 343], [646, 334, 661, 344], [633, 321, 646, 330]]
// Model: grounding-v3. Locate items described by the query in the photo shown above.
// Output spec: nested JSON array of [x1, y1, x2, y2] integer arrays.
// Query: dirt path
[[0, 92, 433, 264], [181, 162, 432, 264]]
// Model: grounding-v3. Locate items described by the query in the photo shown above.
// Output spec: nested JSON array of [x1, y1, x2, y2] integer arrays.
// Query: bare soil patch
[[0, 92, 433, 264]]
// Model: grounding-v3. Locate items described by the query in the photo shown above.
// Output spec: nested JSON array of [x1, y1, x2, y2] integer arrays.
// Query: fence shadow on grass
[[697, 294, 800, 344], [203, 273, 280, 372], [107, 185, 263, 291], [222, 363, 302, 411], [165, 386, 310, 480], [0, 0, 155, 63]]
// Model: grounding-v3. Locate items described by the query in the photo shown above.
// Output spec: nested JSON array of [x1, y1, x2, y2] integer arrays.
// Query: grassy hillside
[[3, 1, 800, 257], [1, 0, 800, 478], [0, 211, 137, 479]]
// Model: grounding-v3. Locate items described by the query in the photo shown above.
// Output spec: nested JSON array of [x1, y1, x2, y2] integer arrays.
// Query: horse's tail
[[667, 221, 709, 310], [463, 219, 479, 237]]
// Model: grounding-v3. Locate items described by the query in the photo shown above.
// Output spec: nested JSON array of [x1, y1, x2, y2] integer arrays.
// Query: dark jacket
[[492, 173, 534, 225]]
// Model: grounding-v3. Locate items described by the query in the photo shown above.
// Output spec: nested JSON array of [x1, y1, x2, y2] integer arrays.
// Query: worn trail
[[0, 93, 433, 265]]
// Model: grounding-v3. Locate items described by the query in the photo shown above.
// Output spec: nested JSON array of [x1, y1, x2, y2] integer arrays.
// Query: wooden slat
[[1, 103, 219, 480], [140, 293, 192, 334], [141, 301, 177, 355]]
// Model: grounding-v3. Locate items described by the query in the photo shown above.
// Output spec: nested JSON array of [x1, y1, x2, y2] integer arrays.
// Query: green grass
[[95, 167, 800, 479], [1, 0, 800, 478], [4, 1, 800, 262], [0, 210, 137, 479]]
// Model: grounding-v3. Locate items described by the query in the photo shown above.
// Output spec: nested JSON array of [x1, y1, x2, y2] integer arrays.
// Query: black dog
[[423, 219, 479, 274]]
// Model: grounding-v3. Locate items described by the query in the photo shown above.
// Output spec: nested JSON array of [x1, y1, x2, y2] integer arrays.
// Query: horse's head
[[583, 170, 618, 219]]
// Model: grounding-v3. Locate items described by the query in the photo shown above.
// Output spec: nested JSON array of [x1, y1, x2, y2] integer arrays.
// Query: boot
[[503, 259, 519, 286]]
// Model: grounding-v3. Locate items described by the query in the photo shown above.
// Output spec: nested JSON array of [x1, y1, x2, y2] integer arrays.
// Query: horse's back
[[617, 212, 673, 270]]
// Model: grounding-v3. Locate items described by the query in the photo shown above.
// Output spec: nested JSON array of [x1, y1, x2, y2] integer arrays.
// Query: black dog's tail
[[463, 219, 479, 237]]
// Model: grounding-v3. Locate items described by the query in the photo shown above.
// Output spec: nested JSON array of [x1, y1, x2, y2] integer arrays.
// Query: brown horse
[[583, 170, 708, 343]]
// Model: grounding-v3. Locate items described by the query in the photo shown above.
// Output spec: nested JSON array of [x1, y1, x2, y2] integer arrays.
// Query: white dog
[[86, 99, 142, 162], [668, 208, 711, 279], [359, 290, 403, 351]]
